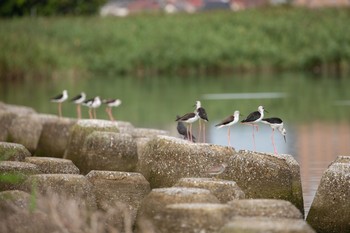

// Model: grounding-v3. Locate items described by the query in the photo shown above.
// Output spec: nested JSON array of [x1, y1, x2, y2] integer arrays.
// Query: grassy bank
[[1, 7, 350, 80]]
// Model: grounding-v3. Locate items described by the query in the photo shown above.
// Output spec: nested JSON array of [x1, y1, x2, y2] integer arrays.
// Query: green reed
[[1, 7, 350, 80]]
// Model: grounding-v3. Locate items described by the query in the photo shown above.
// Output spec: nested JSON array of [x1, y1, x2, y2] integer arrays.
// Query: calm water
[[1, 72, 350, 216]]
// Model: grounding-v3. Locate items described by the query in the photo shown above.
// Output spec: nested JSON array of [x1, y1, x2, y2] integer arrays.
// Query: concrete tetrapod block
[[137, 136, 304, 215], [35, 114, 77, 158], [153, 203, 235, 233], [0, 190, 31, 212], [0, 161, 40, 191], [132, 128, 169, 138], [0, 142, 31, 161], [0, 111, 17, 141], [174, 177, 245, 203], [306, 155, 350, 233], [82, 132, 138, 174], [136, 187, 220, 232], [228, 199, 303, 219], [64, 119, 120, 173], [7, 114, 43, 153], [219, 217, 315, 233], [23, 174, 97, 210], [86, 170, 151, 224], [0, 102, 36, 115], [24, 157, 80, 174]]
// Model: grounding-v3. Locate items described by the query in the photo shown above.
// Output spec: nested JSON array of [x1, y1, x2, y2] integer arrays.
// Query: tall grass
[[1, 7, 350, 80]]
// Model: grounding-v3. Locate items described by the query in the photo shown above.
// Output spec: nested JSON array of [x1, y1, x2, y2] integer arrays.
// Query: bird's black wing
[[241, 111, 260, 123], [215, 115, 234, 127], [197, 107, 209, 121], [51, 93, 63, 101], [70, 94, 82, 102], [261, 117, 283, 124], [176, 112, 196, 121]]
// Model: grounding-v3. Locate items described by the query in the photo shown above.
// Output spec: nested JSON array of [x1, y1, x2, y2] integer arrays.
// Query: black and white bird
[[83, 96, 101, 119], [195, 101, 209, 143], [241, 106, 267, 150], [71, 92, 86, 119], [50, 90, 68, 118], [215, 110, 240, 147], [103, 99, 122, 121], [176, 115, 196, 142], [261, 117, 287, 155], [176, 110, 199, 143]]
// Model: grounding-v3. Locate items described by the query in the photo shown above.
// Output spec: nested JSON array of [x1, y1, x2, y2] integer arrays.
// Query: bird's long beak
[[239, 114, 243, 116], [284, 135, 287, 143], [265, 109, 269, 113]]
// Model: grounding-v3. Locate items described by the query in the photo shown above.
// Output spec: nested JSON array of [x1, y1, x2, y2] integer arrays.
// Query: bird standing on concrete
[[103, 99, 122, 121], [51, 90, 68, 118], [261, 117, 287, 155], [241, 106, 267, 151], [176, 115, 196, 142], [215, 110, 240, 147], [71, 92, 86, 119], [176, 110, 199, 143], [196, 101, 209, 143]]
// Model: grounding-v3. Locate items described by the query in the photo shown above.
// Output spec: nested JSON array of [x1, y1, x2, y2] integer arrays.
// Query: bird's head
[[194, 100, 201, 109], [258, 105, 268, 113]]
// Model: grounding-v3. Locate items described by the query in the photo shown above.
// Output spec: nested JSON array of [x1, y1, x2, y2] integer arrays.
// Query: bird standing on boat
[[103, 99, 122, 121], [215, 110, 240, 147], [196, 101, 209, 143], [241, 105, 267, 150], [176, 115, 196, 142], [176, 110, 199, 143], [71, 92, 86, 119], [50, 90, 68, 118], [261, 117, 287, 155]]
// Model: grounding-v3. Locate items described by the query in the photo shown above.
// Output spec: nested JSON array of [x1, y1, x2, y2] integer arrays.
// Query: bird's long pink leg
[[58, 103, 62, 118], [272, 129, 278, 154], [77, 105, 82, 119], [228, 127, 231, 147], [110, 108, 115, 121], [190, 124, 193, 142], [203, 123, 206, 143], [93, 109, 97, 119], [198, 121, 202, 143], [88, 108, 93, 119], [252, 125, 256, 151]]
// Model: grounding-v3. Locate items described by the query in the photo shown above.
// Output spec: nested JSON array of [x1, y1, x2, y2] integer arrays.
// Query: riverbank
[[1, 7, 350, 81]]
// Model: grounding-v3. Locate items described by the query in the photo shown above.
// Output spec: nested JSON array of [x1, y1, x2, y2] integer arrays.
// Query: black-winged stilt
[[83, 96, 101, 119], [215, 110, 240, 147], [103, 99, 122, 121], [71, 92, 86, 119], [50, 90, 68, 118], [241, 105, 267, 150], [261, 117, 287, 154], [176, 110, 199, 143], [176, 115, 196, 142], [206, 163, 228, 175], [195, 101, 209, 143]]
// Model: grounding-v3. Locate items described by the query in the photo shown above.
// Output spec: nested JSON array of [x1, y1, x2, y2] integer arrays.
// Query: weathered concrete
[[228, 199, 303, 219], [219, 217, 315, 233], [86, 170, 151, 224], [137, 136, 304, 214], [0, 161, 40, 191], [0, 111, 17, 141], [25, 157, 80, 174], [132, 128, 169, 138], [7, 114, 43, 153], [35, 114, 77, 158], [23, 174, 97, 209], [306, 155, 350, 233], [0, 102, 36, 115], [0, 142, 31, 161], [64, 119, 120, 173], [136, 187, 220, 232], [152, 203, 235, 233], [0, 190, 31, 212], [82, 132, 138, 174], [174, 177, 245, 203], [114, 120, 135, 134]]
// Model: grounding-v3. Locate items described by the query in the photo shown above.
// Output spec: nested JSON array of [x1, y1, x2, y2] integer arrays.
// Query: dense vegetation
[[0, 0, 107, 17], [0, 7, 350, 80]]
